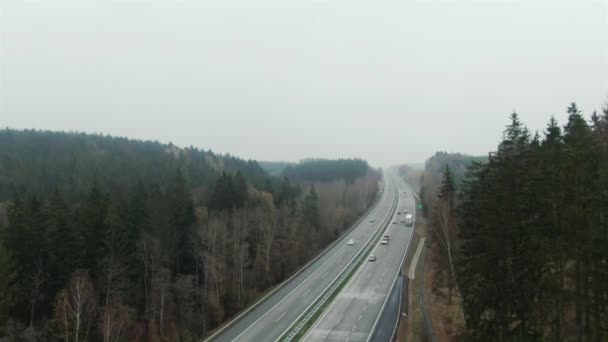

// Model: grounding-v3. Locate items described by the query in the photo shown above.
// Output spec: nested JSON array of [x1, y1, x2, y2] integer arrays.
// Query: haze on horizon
[[1, 0, 607, 167]]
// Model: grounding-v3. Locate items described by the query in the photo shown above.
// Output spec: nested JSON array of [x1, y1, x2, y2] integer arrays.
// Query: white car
[[381, 239, 388, 245], [347, 239, 355, 245], [368, 254, 377, 261]]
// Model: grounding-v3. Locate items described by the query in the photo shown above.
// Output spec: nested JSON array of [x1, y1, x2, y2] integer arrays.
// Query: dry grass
[[424, 244, 466, 341]]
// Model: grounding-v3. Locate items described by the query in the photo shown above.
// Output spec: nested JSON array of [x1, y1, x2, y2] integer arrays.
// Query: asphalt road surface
[[207, 171, 400, 342], [304, 174, 415, 342]]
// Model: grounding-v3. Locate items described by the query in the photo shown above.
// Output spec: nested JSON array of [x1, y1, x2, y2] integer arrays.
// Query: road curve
[[303, 173, 415, 342], [206, 170, 400, 342]]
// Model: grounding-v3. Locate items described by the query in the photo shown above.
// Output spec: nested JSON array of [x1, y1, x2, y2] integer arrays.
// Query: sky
[[1, 0, 607, 167]]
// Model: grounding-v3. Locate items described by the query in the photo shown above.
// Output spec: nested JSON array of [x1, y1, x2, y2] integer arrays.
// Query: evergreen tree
[[0, 242, 14, 334], [458, 113, 547, 339], [77, 183, 109, 271], [44, 190, 78, 295], [302, 185, 321, 230], [168, 169, 196, 275]]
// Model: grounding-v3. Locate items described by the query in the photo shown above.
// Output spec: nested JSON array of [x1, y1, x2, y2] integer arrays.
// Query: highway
[[304, 174, 415, 342], [207, 171, 400, 342]]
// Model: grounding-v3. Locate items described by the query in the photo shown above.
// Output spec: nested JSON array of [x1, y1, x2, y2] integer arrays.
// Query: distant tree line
[[283, 158, 371, 183], [418, 152, 485, 219], [427, 103, 608, 341], [0, 129, 268, 203], [0, 130, 380, 341]]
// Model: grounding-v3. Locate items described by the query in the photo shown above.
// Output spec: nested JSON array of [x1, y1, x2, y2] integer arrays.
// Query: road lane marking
[[295, 178, 401, 342], [352, 325, 357, 332], [275, 312, 286, 322], [303, 288, 311, 297], [364, 305, 368, 311], [322, 271, 328, 279], [408, 237, 426, 280], [337, 314, 344, 324], [227, 180, 399, 342], [358, 315, 362, 322]]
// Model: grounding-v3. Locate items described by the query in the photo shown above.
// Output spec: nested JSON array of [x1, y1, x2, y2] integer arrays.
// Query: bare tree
[[25, 260, 46, 328], [99, 255, 128, 342], [431, 166, 459, 303], [54, 270, 97, 342], [151, 266, 171, 337], [100, 301, 131, 342]]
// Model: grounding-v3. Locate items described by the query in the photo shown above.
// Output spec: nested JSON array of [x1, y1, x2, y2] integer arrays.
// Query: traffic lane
[[231, 181, 399, 341], [212, 179, 394, 342], [305, 192, 413, 341], [332, 225, 412, 340], [300, 181, 403, 342], [305, 193, 410, 341], [370, 275, 402, 342]]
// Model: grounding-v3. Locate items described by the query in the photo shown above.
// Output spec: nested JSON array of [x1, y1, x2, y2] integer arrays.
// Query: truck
[[405, 214, 414, 227]]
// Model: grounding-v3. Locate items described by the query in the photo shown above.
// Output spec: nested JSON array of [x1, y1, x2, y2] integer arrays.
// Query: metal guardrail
[[279, 180, 400, 342]]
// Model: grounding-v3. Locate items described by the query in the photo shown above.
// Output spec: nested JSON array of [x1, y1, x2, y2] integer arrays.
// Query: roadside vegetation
[[416, 102, 608, 341], [0, 129, 379, 341]]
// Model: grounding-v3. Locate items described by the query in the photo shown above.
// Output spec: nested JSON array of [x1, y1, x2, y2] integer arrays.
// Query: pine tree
[[0, 242, 14, 334], [302, 185, 321, 231], [562, 103, 598, 341], [168, 169, 196, 275], [44, 190, 78, 295], [458, 113, 547, 339], [434, 165, 457, 303], [77, 184, 109, 271]]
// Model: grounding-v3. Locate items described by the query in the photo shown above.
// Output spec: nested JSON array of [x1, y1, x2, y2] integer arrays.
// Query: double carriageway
[[207, 170, 416, 342]]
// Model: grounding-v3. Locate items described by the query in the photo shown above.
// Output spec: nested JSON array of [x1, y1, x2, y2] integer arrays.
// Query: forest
[[0, 129, 380, 341], [426, 103, 608, 341]]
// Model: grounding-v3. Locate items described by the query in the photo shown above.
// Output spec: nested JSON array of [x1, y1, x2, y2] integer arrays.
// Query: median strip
[[278, 181, 400, 342]]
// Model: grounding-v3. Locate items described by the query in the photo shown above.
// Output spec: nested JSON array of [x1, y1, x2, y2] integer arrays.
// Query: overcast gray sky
[[1, 0, 607, 166]]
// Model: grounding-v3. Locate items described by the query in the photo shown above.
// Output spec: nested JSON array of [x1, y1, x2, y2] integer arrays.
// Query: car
[[368, 254, 376, 261], [347, 239, 355, 245], [369, 219, 375, 223], [397, 211, 401, 215], [381, 239, 388, 245], [392, 221, 397, 224], [383, 235, 390, 241]]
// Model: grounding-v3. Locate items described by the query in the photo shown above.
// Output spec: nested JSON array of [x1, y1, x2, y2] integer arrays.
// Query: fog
[[1, 0, 607, 166]]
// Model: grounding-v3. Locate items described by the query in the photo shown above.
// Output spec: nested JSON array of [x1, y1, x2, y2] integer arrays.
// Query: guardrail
[[204, 175, 387, 342], [279, 179, 399, 341]]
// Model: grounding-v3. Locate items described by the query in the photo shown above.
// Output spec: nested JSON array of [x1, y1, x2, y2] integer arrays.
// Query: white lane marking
[[337, 314, 344, 324], [322, 271, 328, 279], [367, 273, 372, 279], [303, 288, 311, 297], [364, 305, 368, 311], [275, 312, 287, 322], [229, 179, 398, 341], [408, 237, 426, 280], [352, 325, 357, 332], [358, 315, 362, 322]]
